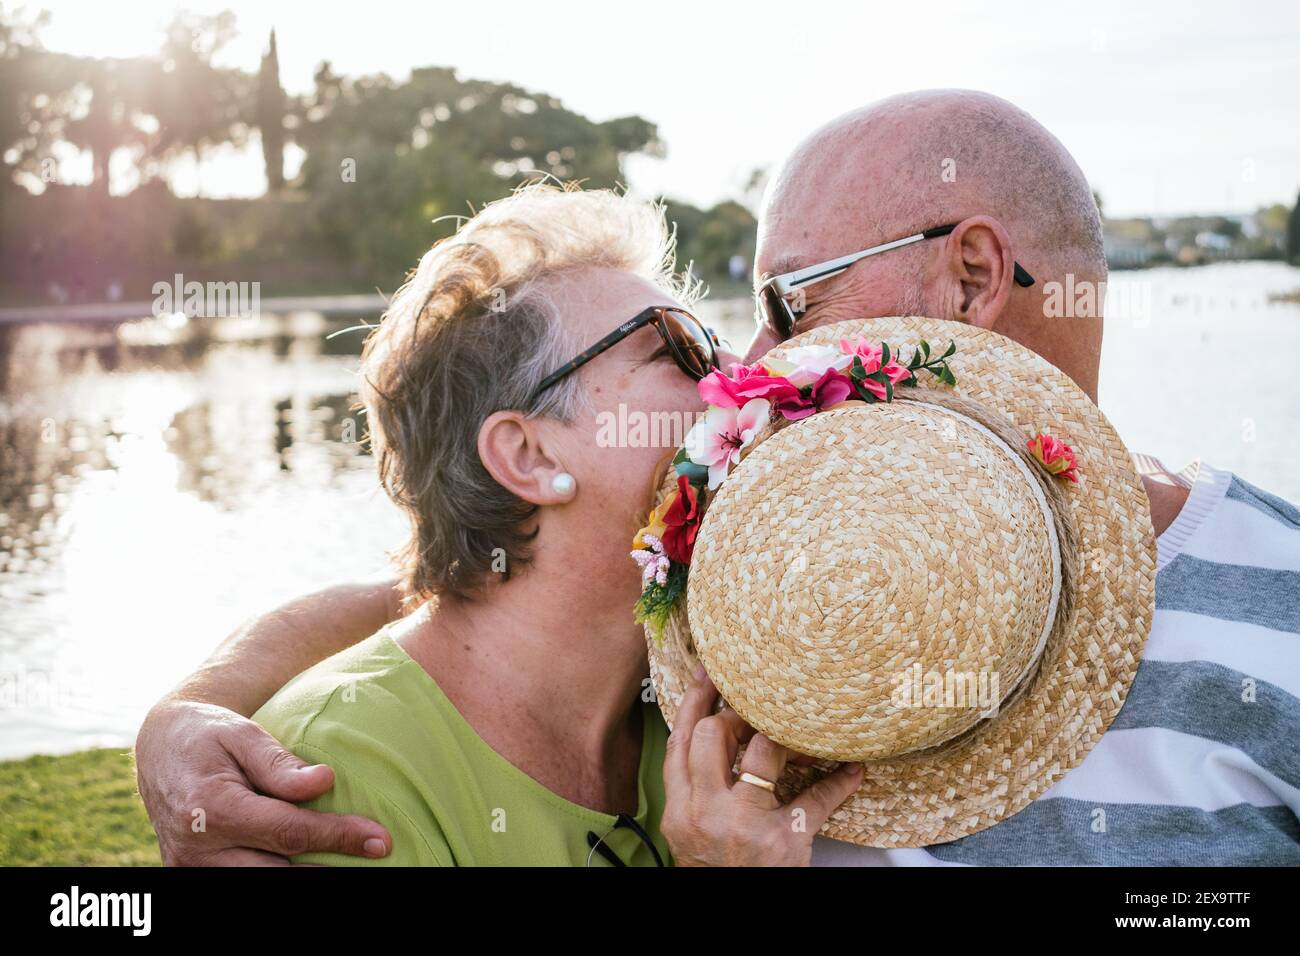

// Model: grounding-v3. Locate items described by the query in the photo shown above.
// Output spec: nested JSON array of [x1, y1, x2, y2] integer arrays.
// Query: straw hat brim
[[645, 317, 1157, 848]]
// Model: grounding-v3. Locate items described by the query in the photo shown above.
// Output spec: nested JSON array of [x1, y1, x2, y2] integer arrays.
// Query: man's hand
[[133, 579, 401, 864], [135, 698, 391, 865], [660, 669, 862, 867]]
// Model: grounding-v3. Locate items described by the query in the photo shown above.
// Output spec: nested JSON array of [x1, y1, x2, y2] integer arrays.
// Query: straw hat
[[643, 316, 1156, 848]]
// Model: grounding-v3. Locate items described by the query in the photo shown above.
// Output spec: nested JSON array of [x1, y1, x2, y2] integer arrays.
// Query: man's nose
[[714, 343, 742, 369], [742, 326, 780, 365]]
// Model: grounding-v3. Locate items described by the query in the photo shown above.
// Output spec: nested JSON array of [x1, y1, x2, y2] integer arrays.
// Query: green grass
[[0, 748, 160, 866]]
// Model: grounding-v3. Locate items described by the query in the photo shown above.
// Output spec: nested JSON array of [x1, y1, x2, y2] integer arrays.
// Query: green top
[[253, 629, 671, 866]]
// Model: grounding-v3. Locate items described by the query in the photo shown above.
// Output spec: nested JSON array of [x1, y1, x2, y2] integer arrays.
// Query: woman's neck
[[393, 577, 649, 814]]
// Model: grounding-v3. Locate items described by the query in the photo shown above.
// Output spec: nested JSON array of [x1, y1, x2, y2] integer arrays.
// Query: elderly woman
[[248, 186, 712, 865], [138, 184, 702, 868], [134, 184, 862, 867]]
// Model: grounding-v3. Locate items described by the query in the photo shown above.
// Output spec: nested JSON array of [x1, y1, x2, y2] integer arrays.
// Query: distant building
[[1104, 233, 1158, 268], [1195, 231, 1233, 252], [1101, 207, 1289, 268]]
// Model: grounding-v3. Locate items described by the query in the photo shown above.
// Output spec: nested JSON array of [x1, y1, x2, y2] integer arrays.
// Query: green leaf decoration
[[634, 562, 690, 643], [881, 342, 891, 366]]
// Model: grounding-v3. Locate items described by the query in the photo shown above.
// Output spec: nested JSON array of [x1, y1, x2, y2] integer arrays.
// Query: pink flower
[[698, 363, 801, 408], [841, 338, 911, 400], [840, 338, 884, 365], [685, 398, 771, 489], [775, 367, 855, 421], [1027, 431, 1079, 483], [631, 534, 671, 587]]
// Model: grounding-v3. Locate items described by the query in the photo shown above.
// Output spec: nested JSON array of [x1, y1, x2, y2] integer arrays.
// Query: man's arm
[[134, 580, 403, 866], [171, 579, 405, 717]]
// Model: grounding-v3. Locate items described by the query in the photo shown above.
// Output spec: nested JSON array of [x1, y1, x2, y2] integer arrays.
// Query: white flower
[[764, 344, 854, 388], [685, 398, 771, 489]]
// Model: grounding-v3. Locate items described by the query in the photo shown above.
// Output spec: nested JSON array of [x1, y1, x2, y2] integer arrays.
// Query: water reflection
[[0, 314, 405, 758]]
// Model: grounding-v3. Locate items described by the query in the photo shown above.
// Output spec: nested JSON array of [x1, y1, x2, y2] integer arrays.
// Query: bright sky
[[31, 0, 1300, 216]]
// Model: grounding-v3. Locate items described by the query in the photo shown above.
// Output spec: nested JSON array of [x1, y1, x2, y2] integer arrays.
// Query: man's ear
[[477, 410, 573, 506], [939, 216, 1015, 331]]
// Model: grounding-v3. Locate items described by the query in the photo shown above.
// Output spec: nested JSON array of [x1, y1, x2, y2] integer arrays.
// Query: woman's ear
[[939, 215, 1016, 331], [477, 410, 575, 506]]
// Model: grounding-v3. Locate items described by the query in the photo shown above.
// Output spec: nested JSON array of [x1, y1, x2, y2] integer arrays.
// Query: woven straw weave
[[644, 317, 1156, 847]]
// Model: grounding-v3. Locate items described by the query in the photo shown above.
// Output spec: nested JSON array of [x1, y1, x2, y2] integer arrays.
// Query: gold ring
[[736, 771, 777, 793]]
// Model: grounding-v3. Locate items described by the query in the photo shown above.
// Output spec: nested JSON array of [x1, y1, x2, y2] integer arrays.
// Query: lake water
[[2, 260, 1299, 760]]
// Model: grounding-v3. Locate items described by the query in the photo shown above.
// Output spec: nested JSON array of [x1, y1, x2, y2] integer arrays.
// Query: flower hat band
[[632, 330, 1075, 647], [634, 316, 1156, 848]]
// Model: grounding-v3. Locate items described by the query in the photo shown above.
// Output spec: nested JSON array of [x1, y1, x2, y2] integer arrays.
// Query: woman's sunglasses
[[758, 222, 1036, 340], [531, 306, 720, 401]]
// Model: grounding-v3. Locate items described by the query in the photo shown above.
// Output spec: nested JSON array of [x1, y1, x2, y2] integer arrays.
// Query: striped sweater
[[813, 459, 1300, 866]]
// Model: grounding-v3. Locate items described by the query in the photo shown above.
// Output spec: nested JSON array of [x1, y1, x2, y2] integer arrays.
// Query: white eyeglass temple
[[783, 231, 928, 290]]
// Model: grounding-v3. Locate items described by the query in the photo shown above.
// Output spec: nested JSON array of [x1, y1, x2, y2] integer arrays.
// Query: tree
[[141, 11, 248, 193], [0, 8, 44, 177], [60, 56, 154, 194], [291, 64, 664, 279], [0, 9, 83, 189], [257, 29, 285, 191], [665, 198, 757, 284], [1, 7, 246, 195]]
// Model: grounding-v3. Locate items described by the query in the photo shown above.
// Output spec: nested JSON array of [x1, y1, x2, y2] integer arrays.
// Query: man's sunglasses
[[757, 222, 1036, 340], [531, 306, 720, 401]]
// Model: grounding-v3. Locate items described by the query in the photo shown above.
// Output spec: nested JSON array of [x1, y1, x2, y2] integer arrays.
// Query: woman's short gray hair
[[360, 182, 693, 603]]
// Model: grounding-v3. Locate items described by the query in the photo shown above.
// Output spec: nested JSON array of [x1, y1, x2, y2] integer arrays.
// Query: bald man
[[751, 91, 1189, 537], [744, 91, 1300, 866], [135, 91, 1300, 867]]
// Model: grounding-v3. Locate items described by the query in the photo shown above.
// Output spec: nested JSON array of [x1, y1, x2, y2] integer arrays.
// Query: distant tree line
[[0, 9, 755, 303], [1289, 191, 1300, 263]]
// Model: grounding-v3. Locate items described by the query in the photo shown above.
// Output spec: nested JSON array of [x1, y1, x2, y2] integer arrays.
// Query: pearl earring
[[551, 472, 576, 497]]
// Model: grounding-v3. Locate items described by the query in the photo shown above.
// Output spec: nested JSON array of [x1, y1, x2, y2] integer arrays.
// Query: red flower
[[660, 474, 702, 563], [1027, 432, 1079, 483]]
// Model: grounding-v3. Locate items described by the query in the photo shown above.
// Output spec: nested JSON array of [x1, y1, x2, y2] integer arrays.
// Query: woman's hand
[[135, 697, 391, 865], [661, 668, 863, 866]]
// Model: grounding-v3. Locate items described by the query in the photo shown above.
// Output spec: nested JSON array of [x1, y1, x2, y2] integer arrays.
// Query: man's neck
[[1141, 472, 1192, 538]]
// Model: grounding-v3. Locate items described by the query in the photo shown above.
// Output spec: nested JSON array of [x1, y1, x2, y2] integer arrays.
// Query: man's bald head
[[754, 90, 1107, 399]]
